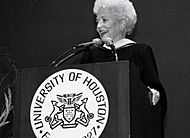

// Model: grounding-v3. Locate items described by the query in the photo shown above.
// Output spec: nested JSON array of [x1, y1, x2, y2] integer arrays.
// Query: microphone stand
[[102, 38, 118, 61], [53, 48, 85, 67], [49, 47, 76, 67], [49, 44, 91, 68], [108, 44, 118, 61]]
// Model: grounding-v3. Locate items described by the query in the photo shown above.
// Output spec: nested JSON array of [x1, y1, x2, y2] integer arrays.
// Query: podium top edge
[[17, 60, 129, 71]]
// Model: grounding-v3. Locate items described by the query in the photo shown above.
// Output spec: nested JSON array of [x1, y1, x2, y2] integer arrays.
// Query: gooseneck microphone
[[49, 38, 102, 67], [74, 38, 102, 49]]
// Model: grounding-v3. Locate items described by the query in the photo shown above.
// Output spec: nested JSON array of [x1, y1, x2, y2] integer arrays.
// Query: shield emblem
[[63, 107, 76, 123]]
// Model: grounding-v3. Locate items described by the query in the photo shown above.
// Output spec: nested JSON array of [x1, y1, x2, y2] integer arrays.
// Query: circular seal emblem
[[30, 69, 109, 138]]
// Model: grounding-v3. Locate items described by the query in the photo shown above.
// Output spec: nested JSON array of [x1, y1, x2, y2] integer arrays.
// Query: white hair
[[93, 0, 137, 35]]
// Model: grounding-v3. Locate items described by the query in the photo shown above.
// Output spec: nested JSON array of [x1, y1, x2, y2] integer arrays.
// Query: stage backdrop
[[1, 0, 190, 137]]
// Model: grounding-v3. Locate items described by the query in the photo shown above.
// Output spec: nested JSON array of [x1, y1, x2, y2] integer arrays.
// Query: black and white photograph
[[0, 0, 190, 137]]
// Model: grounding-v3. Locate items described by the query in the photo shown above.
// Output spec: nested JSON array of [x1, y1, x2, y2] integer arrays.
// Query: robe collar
[[103, 38, 136, 50]]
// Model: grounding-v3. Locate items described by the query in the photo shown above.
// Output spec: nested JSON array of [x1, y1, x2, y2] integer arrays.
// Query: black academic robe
[[80, 43, 167, 138]]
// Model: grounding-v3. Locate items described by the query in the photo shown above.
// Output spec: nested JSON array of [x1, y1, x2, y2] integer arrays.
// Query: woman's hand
[[148, 86, 160, 106]]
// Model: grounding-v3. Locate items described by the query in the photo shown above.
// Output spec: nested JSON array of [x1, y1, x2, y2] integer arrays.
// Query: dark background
[[0, 0, 190, 137]]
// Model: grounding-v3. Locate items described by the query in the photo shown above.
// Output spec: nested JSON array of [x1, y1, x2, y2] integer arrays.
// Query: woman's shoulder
[[131, 43, 152, 50], [118, 42, 152, 50], [128, 43, 154, 55]]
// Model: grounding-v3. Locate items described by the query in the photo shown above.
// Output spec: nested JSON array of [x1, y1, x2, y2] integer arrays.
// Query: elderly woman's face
[[96, 9, 123, 43]]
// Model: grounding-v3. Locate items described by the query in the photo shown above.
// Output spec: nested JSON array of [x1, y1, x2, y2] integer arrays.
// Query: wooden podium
[[13, 61, 161, 138]]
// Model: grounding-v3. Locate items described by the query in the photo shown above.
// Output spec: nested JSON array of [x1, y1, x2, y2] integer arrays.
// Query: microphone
[[102, 38, 118, 61], [102, 37, 116, 51], [74, 38, 102, 49], [102, 38, 114, 47]]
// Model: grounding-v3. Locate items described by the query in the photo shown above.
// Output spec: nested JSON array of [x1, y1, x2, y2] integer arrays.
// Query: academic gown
[[80, 43, 167, 138]]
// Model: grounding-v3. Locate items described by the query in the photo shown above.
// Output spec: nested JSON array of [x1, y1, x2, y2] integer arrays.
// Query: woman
[[81, 0, 167, 137]]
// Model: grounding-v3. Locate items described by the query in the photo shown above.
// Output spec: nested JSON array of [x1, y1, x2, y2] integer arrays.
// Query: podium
[[14, 61, 161, 138]]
